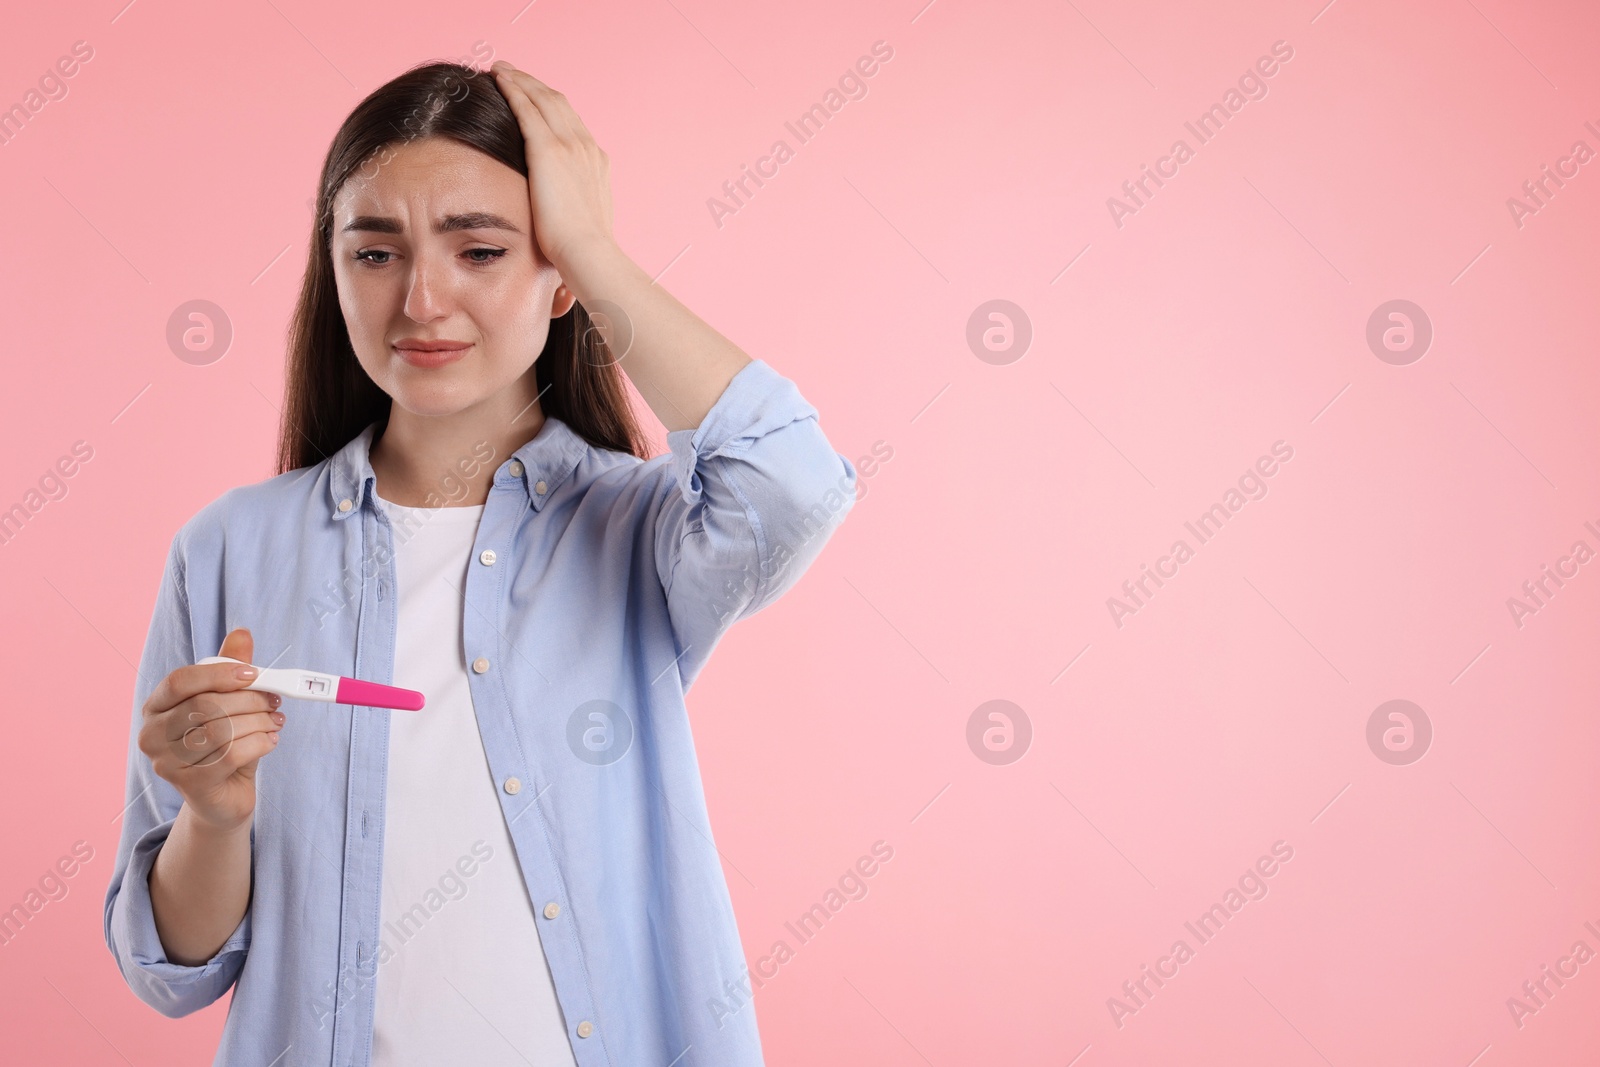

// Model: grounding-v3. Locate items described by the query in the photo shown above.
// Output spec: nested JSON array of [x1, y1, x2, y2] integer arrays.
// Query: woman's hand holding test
[[138, 627, 282, 965]]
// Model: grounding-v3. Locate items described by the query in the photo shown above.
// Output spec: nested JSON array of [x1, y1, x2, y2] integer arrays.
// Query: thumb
[[218, 626, 255, 668]]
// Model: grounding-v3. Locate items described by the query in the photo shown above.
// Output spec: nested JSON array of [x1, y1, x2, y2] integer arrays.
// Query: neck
[[370, 377, 545, 508]]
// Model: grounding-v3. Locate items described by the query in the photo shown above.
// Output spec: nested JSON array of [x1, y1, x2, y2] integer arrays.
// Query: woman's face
[[328, 135, 575, 418]]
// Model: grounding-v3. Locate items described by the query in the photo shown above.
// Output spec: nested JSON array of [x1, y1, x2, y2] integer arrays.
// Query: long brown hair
[[276, 60, 650, 474]]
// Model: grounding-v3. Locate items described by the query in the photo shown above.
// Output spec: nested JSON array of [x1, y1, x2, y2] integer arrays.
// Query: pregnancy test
[[198, 656, 426, 711]]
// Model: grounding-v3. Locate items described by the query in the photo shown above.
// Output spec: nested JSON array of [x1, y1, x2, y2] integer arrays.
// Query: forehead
[[332, 137, 527, 222]]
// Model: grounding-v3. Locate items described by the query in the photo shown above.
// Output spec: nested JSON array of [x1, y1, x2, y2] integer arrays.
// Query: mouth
[[393, 342, 472, 368]]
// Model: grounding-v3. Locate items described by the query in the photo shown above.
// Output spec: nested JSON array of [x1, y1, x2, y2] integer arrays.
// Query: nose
[[402, 248, 453, 322]]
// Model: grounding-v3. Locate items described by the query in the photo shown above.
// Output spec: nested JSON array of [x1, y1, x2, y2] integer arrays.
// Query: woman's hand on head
[[490, 61, 616, 278]]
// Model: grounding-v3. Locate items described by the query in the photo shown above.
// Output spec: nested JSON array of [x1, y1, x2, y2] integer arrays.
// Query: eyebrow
[[339, 212, 523, 236]]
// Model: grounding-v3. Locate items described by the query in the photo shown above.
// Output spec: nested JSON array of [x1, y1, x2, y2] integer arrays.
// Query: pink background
[[3, 0, 1598, 1063]]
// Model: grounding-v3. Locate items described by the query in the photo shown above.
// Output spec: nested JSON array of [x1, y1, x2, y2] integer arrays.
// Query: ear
[[552, 282, 577, 319]]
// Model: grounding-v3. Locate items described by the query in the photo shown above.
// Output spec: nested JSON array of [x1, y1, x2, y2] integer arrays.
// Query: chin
[[385, 384, 486, 419]]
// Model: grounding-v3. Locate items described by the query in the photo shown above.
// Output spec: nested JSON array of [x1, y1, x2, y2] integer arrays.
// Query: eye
[[351, 248, 508, 267]]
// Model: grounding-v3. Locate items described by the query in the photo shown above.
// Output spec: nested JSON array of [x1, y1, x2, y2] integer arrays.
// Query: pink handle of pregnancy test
[[336, 676, 426, 711]]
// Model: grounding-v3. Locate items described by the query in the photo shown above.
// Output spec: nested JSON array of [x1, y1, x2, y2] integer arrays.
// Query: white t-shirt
[[370, 492, 579, 1067]]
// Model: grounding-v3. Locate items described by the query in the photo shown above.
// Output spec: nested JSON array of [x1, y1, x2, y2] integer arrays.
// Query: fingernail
[[271, 711, 286, 725], [269, 694, 282, 707], [236, 665, 258, 680], [270, 732, 281, 744]]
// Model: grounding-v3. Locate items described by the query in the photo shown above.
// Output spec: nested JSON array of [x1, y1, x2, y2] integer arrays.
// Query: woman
[[103, 59, 856, 1066]]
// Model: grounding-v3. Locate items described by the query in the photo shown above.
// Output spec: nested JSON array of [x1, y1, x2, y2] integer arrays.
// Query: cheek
[[476, 274, 556, 341], [332, 270, 398, 378], [334, 287, 377, 358], [332, 262, 376, 329], [335, 265, 409, 349]]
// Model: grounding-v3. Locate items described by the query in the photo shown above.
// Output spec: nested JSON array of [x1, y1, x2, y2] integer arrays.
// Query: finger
[[519, 74, 592, 142], [492, 69, 565, 154], [493, 66, 569, 139], [168, 688, 281, 735], [178, 727, 280, 776], [521, 77, 602, 158], [145, 661, 263, 721], [145, 629, 262, 718], [493, 66, 581, 143], [220, 626, 254, 666], [174, 710, 281, 771]]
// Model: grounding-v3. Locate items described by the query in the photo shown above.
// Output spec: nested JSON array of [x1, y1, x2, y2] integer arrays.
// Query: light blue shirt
[[104, 358, 857, 1066]]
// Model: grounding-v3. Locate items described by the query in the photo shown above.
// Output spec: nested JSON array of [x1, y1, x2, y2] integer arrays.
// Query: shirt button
[[534, 479, 548, 495], [337, 498, 353, 513], [503, 776, 521, 795], [479, 549, 497, 566], [543, 902, 560, 919], [576, 1021, 594, 1038], [508, 460, 524, 477], [472, 657, 490, 674]]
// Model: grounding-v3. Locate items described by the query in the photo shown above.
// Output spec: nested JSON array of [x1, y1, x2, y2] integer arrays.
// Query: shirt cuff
[[663, 358, 819, 508], [106, 816, 252, 1018]]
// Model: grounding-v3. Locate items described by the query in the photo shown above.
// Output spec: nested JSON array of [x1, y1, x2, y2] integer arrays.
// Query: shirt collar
[[328, 413, 590, 520]]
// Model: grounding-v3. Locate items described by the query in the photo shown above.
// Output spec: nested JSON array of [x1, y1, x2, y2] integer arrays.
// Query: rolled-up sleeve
[[103, 529, 252, 1018], [652, 359, 858, 688]]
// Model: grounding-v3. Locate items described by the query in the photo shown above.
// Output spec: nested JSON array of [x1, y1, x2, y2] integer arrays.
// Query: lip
[[393, 341, 472, 368]]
